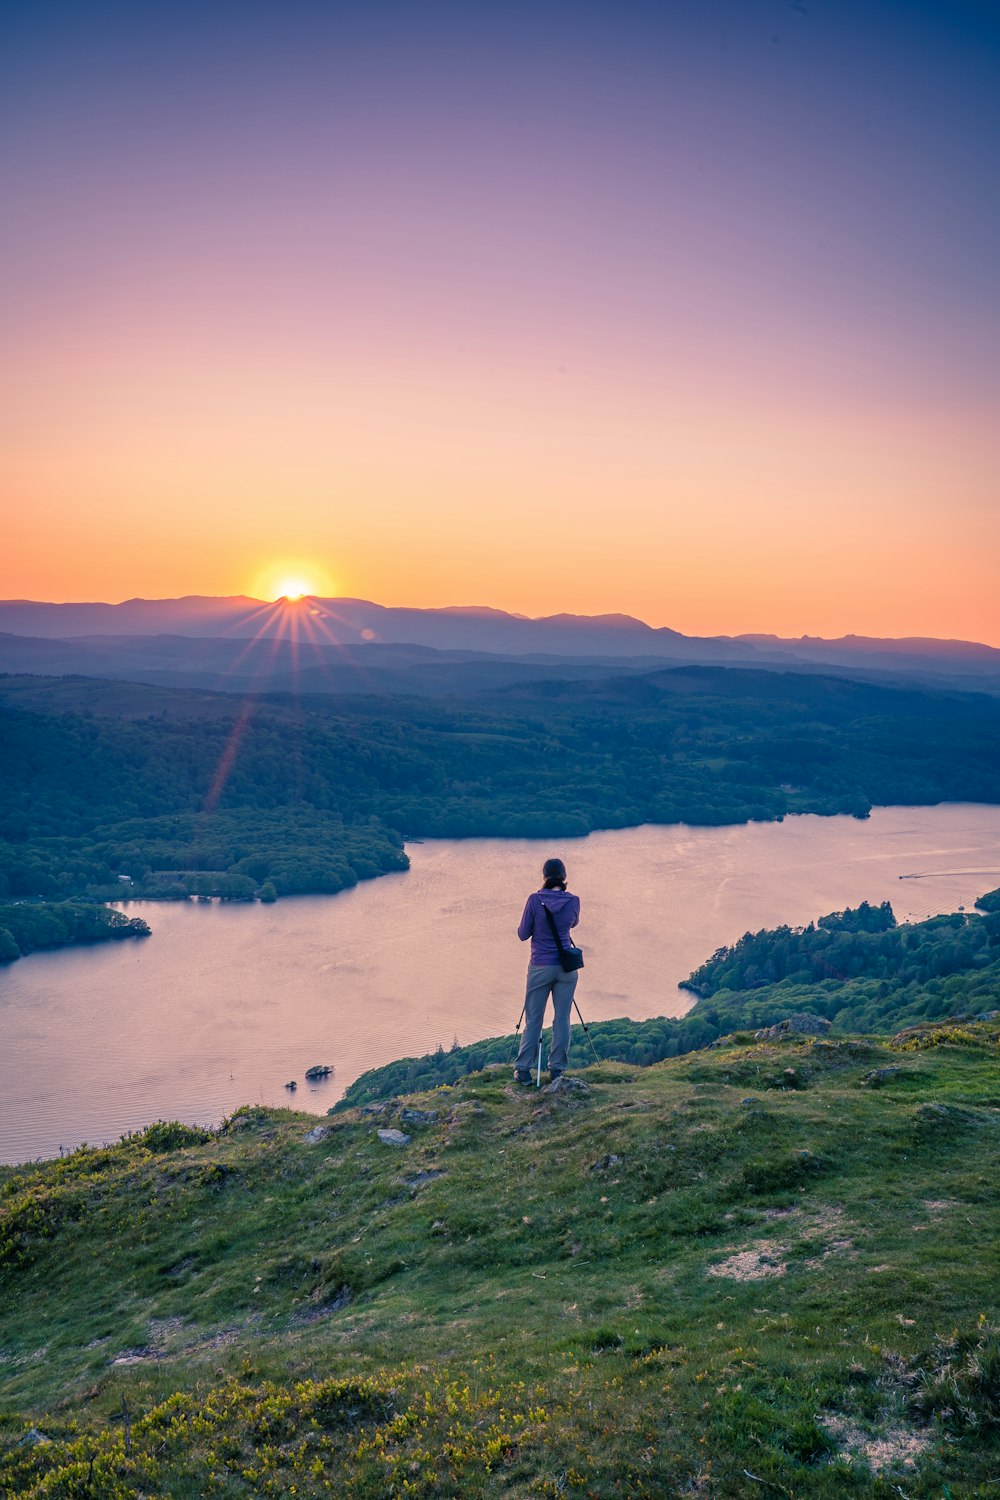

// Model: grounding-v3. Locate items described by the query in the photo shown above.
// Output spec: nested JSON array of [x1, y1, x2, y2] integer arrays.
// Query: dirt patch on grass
[[769, 1205, 856, 1259], [289, 1286, 353, 1325], [803, 1239, 854, 1268], [111, 1317, 188, 1365], [193, 1329, 243, 1351], [148, 1317, 186, 1346], [797, 1206, 858, 1266], [820, 1413, 931, 1473], [708, 1204, 859, 1280], [707, 1242, 787, 1281]]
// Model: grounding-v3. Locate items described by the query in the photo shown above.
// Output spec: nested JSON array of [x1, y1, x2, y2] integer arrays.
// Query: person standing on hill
[[514, 857, 581, 1084]]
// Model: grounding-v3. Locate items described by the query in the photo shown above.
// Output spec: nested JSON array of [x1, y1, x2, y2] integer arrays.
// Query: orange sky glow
[[2, 4, 998, 645], [4, 330, 996, 642]]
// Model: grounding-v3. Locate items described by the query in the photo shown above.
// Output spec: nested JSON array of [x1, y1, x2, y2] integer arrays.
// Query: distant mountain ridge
[[0, 595, 998, 694], [738, 632, 1000, 665], [0, 595, 704, 656]]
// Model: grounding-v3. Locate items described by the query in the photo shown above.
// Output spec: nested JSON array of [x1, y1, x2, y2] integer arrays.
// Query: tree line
[[0, 902, 150, 962], [684, 896, 1000, 996], [3, 666, 1000, 915]]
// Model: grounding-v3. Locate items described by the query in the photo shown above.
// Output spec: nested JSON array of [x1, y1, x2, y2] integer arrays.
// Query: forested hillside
[[2, 667, 999, 922], [684, 894, 1000, 996]]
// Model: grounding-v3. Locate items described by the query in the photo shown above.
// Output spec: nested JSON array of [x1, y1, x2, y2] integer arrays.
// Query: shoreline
[[4, 802, 1000, 1165]]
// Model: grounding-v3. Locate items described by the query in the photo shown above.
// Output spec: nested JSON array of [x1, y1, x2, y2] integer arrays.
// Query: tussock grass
[[1, 1023, 998, 1496]]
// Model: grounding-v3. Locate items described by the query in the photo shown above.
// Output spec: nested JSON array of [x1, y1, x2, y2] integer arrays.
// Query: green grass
[[1, 1023, 998, 1496]]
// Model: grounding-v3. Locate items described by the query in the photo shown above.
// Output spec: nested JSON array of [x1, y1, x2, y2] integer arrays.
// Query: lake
[[2, 802, 1000, 1164]]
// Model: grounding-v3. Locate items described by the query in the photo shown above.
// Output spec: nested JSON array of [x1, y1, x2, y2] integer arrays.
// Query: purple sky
[[2, 1, 998, 640]]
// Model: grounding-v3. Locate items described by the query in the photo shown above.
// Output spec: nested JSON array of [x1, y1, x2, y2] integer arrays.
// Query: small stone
[[862, 1067, 903, 1088], [755, 1014, 831, 1041], [399, 1108, 438, 1126], [447, 1101, 486, 1122], [589, 1153, 622, 1173], [19, 1429, 50, 1448], [361, 1103, 386, 1115], [303, 1126, 329, 1144], [545, 1076, 591, 1095], [377, 1128, 411, 1147], [405, 1169, 445, 1187]]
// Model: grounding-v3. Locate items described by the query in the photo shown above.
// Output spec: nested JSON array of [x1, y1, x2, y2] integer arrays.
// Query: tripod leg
[[508, 1006, 526, 1065], [536, 1037, 542, 1088], [572, 999, 602, 1063]]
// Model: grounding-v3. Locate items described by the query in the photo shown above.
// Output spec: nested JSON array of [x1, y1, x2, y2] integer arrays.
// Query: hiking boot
[[514, 1069, 533, 1086], [549, 1069, 564, 1082]]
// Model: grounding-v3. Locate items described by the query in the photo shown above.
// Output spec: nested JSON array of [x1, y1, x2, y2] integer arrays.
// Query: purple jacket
[[518, 887, 581, 966]]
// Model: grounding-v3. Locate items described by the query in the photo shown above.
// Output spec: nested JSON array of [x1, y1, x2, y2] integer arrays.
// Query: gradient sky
[[2, 0, 998, 641]]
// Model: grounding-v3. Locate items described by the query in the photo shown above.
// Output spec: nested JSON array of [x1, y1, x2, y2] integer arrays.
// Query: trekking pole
[[572, 998, 602, 1064], [536, 1037, 543, 1089]]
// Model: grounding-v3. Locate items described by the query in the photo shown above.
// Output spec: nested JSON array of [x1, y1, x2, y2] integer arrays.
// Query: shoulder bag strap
[[541, 901, 568, 956]]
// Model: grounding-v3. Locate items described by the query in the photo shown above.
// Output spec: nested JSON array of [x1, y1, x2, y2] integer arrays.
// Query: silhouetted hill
[[0, 595, 739, 657], [2, 596, 998, 695], [0, 631, 695, 698], [739, 631, 1000, 678]]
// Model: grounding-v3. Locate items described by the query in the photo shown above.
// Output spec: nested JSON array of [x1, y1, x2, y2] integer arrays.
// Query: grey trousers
[[515, 963, 578, 1074]]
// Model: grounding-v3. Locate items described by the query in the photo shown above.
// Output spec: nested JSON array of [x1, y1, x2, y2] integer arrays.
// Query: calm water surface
[[3, 803, 1000, 1163]]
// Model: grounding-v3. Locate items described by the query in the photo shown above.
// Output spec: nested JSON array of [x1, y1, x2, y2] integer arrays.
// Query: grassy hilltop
[[2, 1023, 999, 1497]]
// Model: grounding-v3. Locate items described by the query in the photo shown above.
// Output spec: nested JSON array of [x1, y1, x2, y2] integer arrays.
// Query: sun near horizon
[[274, 580, 312, 603], [2, 2, 997, 647], [251, 561, 335, 605]]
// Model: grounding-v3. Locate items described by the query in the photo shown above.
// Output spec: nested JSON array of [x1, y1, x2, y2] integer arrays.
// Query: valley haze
[[2, 595, 1000, 698]]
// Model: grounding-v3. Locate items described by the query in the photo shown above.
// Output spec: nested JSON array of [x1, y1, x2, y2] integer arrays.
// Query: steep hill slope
[[2, 1024, 998, 1497]]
